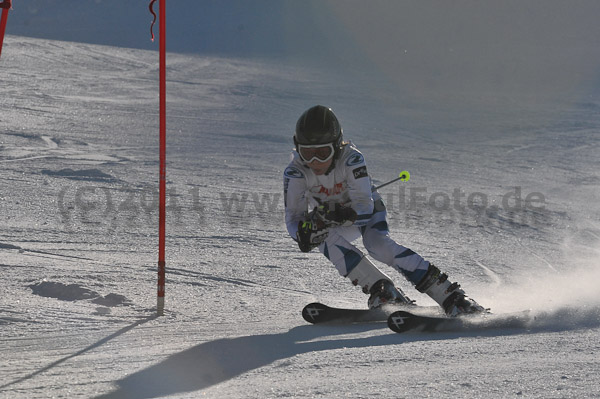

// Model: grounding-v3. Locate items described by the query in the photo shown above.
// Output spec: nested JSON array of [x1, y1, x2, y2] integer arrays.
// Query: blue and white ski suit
[[283, 142, 430, 286]]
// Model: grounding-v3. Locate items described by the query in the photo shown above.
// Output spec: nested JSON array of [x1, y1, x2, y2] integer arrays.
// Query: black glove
[[313, 202, 357, 227], [296, 219, 328, 252]]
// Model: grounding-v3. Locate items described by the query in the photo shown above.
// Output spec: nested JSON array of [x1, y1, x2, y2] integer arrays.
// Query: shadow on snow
[[97, 305, 600, 399], [0, 315, 158, 392]]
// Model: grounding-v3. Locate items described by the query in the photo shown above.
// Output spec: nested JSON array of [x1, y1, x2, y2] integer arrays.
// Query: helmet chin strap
[[324, 160, 336, 175]]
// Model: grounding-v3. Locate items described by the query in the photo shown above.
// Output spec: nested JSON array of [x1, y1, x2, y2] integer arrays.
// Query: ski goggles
[[298, 143, 335, 163]]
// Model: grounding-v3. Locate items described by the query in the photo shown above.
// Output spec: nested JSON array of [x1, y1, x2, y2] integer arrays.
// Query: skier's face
[[307, 158, 333, 175]]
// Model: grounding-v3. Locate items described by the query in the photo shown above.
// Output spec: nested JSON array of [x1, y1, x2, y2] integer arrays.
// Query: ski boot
[[367, 279, 412, 309], [345, 256, 412, 309], [415, 263, 486, 317]]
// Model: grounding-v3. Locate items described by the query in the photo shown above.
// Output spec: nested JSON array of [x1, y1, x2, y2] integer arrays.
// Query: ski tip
[[302, 302, 331, 324], [387, 310, 417, 333]]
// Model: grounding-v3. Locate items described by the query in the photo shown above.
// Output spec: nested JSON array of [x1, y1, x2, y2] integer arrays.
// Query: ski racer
[[283, 105, 486, 316]]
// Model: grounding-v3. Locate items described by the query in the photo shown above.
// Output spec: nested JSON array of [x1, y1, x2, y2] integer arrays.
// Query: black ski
[[302, 302, 387, 324], [302, 302, 438, 324], [387, 309, 533, 333]]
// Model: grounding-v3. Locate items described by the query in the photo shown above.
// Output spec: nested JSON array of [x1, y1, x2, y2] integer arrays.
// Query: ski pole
[[373, 171, 410, 191]]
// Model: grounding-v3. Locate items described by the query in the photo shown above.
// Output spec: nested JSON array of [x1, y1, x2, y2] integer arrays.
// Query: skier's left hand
[[312, 202, 357, 227]]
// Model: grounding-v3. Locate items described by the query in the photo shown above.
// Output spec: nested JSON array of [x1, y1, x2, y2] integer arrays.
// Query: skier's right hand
[[296, 219, 328, 252]]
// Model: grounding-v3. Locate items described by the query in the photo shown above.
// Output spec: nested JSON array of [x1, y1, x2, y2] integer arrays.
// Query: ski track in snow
[[1, 23, 600, 399]]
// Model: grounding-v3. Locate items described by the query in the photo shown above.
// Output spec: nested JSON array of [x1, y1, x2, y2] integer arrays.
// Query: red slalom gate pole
[[0, 0, 12, 59], [157, 0, 167, 316]]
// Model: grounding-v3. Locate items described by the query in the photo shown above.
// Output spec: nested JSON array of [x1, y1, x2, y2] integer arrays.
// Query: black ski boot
[[415, 264, 486, 317], [367, 279, 413, 309]]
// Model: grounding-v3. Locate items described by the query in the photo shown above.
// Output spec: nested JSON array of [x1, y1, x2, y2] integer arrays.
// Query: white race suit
[[283, 142, 430, 287]]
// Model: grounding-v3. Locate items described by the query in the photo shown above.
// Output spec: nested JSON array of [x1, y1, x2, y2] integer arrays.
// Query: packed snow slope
[[2, 1, 600, 398]]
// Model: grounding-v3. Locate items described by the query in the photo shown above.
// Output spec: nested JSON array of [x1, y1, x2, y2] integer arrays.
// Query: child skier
[[283, 105, 486, 316]]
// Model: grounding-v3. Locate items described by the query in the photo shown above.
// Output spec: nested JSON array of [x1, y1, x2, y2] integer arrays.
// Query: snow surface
[[1, 2, 600, 398]]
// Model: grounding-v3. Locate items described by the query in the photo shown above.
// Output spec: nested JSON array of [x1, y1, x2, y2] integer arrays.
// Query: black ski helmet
[[294, 105, 343, 152]]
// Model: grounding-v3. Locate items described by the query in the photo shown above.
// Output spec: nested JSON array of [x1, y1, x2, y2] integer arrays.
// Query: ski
[[387, 309, 533, 333], [302, 302, 386, 324], [302, 302, 439, 324]]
